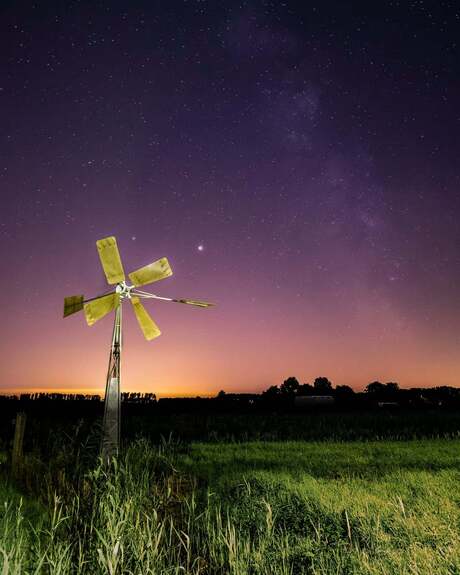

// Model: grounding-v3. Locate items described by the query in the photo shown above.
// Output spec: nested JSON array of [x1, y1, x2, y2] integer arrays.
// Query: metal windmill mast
[[63, 236, 214, 459]]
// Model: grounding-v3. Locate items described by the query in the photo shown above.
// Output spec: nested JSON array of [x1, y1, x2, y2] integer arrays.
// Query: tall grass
[[1, 438, 460, 574]]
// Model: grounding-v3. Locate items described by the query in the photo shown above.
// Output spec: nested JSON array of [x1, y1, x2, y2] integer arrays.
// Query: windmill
[[63, 236, 213, 459]]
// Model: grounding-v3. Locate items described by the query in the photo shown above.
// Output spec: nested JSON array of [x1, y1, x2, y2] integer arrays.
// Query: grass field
[[1, 439, 459, 574]]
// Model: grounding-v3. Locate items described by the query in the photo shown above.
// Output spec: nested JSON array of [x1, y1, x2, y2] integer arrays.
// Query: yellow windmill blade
[[96, 236, 126, 284], [174, 298, 214, 308], [131, 296, 161, 340], [84, 293, 120, 326], [128, 257, 172, 287], [63, 295, 84, 317]]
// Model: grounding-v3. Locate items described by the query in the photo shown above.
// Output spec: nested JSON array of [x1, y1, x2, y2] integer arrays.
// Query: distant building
[[377, 401, 400, 408], [294, 395, 335, 407]]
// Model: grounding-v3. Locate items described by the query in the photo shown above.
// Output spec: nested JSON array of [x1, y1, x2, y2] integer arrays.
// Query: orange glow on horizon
[[0, 388, 217, 398], [1, 262, 460, 396]]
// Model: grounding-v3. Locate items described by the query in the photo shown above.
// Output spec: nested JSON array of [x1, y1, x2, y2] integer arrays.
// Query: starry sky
[[1, 1, 460, 396]]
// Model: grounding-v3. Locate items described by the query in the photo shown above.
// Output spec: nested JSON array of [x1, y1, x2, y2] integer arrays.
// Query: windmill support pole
[[101, 303, 122, 461]]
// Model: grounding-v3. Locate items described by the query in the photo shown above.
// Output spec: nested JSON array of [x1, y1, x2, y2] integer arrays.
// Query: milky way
[[1, 2, 460, 395]]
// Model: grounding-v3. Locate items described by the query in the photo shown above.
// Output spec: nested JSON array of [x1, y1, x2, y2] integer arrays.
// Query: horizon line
[[1, 382, 459, 398]]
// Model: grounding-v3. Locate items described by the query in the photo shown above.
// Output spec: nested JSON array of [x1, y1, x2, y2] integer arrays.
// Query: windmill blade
[[173, 298, 214, 308], [96, 236, 126, 285], [128, 257, 172, 287], [63, 295, 84, 317], [131, 296, 161, 340], [84, 293, 120, 326]]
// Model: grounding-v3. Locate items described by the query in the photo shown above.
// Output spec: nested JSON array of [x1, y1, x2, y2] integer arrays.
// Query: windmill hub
[[115, 281, 134, 299]]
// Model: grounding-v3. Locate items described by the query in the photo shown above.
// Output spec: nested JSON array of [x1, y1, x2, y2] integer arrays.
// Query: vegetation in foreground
[[0, 439, 459, 574]]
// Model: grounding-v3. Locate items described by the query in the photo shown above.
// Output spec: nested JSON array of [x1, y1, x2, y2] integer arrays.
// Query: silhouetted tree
[[313, 377, 333, 395], [385, 382, 399, 393], [262, 385, 280, 400], [365, 381, 400, 400], [335, 385, 354, 399], [217, 390, 226, 399], [280, 377, 300, 396], [297, 383, 314, 396], [365, 381, 386, 395]]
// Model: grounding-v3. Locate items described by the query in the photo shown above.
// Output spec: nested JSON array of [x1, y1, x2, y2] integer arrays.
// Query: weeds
[[1, 438, 459, 574]]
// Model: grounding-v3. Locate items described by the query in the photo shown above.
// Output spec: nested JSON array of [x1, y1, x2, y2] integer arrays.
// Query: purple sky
[[1, 1, 460, 395]]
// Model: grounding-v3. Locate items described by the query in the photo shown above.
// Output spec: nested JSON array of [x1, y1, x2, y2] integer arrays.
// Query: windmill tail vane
[[63, 236, 214, 460]]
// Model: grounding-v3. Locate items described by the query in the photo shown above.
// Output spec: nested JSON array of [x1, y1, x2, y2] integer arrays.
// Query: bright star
[[197, 244, 204, 252]]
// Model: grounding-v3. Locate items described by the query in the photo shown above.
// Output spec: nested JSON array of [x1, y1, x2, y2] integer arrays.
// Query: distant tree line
[[262, 376, 338, 399], [251, 376, 460, 407], [2, 392, 157, 403], [260, 377, 401, 399], [1, 380, 459, 411]]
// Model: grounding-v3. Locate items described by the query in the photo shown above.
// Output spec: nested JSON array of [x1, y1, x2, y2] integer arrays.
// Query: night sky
[[1, 1, 460, 396]]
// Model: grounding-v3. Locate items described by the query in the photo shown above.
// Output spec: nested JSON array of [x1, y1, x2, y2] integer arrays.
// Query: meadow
[[1, 437, 459, 574]]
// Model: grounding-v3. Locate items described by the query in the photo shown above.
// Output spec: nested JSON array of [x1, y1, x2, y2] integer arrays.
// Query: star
[[197, 244, 204, 252]]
